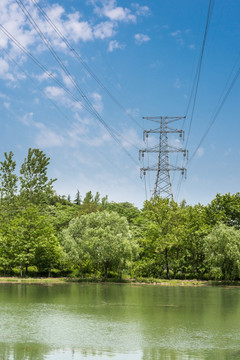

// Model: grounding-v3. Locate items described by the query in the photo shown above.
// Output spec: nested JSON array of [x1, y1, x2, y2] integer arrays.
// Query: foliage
[[19, 148, 56, 205], [4, 205, 60, 275], [207, 193, 240, 228], [204, 223, 240, 280], [0, 147, 240, 281], [105, 202, 140, 223], [179, 204, 211, 278], [62, 210, 138, 278], [0, 151, 18, 201], [140, 197, 184, 279]]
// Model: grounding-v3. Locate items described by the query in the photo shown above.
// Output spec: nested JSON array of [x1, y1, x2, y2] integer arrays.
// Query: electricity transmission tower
[[140, 116, 187, 199]]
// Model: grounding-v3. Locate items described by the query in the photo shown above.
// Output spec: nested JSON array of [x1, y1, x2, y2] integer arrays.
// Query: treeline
[[1, 148, 240, 281]]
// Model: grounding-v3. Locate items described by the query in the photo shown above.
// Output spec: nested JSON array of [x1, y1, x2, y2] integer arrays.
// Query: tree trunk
[[104, 263, 108, 280], [165, 249, 170, 279]]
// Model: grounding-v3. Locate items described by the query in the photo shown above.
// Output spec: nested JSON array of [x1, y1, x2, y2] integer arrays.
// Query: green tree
[[0, 151, 18, 201], [19, 148, 56, 204], [204, 223, 240, 280], [207, 193, 240, 228], [94, 191, 101, 205], [74, 190, 81, 205], [83, 191, 93, 204], [106, 202, 140, 224], [141, 197, 184, 279], [6, 205, 60, 275], [179, 204, 211, 278], [62, 210, 137, 279]]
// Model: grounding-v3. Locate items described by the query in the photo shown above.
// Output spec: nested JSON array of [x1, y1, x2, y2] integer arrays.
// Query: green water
[[0, 283, 240, 360]]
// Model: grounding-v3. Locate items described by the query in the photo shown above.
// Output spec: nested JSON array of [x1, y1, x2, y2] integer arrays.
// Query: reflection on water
[[0, 283, 240, 359]]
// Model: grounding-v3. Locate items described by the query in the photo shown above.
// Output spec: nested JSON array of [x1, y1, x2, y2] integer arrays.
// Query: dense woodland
[[1, 148, 240, 281]]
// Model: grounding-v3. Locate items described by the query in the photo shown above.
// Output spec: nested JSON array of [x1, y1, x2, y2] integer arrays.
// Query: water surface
[[0, 283, 240, 359]]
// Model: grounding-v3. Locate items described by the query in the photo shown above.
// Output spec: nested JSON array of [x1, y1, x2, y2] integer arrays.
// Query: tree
[[5, 205, 60, 275], [74, 190, 81, 205], [207, 193, 240, 228], [83, 191, 93, 204], [94, 191, 100, 205], [105, 202, 140, 224], [62, 210, 137, 279], [141, 197, 184, 279], [19, 148, 56, 204], [179, 204, 211, 278], [0, 151, 18, 201], [204, 223, 240, 280]]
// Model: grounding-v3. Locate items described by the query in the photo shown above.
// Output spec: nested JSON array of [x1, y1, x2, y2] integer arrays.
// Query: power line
[[16, 0, 138, 165], [0, 25, 137, 167], [176, 0, 215, 201], [184, 0, 215, 148], [29, 0, 143, 130], [189, 60, 240, 163]]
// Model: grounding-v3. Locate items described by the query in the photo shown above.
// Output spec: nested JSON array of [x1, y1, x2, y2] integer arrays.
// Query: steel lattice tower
[[140, 116, 187, 199]]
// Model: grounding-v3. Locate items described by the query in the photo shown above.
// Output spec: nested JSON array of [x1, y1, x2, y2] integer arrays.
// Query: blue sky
[[0, 0, 240, 207]]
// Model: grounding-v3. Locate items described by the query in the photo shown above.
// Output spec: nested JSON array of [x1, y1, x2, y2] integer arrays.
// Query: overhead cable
[[12, 0, 139, 165], [30, 0, 143, 130], [184, 0, 215, 148]]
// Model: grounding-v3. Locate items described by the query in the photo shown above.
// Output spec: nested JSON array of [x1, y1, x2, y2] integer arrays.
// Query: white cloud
[[170, 29, 185, 46], [20, 112, 34, 126], [104, 6, 136, 22], [0, 58, 14, 81], [34, 122, 64, 148], [134, 33, 150, 45], [170, 30, 181, 37], [91, 92, 103, 114], [93, 0, 136, 23], [35, 71, 57, 83], [44, 86, 83, 112], [45, 86, 65, 98], [126, 107, 140, 118], [132, 4, 151, 16], [120, 128, 142, 148], [94, 21, 116, 39], [108, 39, 125, 52], [67, 117, 110, 148]]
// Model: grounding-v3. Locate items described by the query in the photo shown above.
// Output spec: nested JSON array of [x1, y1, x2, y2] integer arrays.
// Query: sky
[[0, 0, 240, 208]]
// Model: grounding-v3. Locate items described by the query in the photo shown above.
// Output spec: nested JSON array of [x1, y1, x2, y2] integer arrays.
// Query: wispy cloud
[[170, 29, 184, 46], [44, 86, 83, 111], [34, 122, 65, 148], [0, 57, 15, 81], [93, 0, 136, 23], [91, 92, 103, 114], [132, 4, 151, 16], [93, 21, 116, 39], [134, 33, 150, 45], [108, 39, 125, 52]]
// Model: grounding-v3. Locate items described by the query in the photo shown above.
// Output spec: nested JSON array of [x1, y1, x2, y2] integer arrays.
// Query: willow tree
[[204, 223, 240, 280], [62, 210, 137, 278]]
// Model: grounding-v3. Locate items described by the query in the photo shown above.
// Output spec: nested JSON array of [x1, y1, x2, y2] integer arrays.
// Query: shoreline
[[0, 277, 239, 287]]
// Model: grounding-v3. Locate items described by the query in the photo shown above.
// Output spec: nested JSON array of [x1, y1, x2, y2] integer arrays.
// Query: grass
[[0, 276, 240, 287], [0, 276, 207, 286]]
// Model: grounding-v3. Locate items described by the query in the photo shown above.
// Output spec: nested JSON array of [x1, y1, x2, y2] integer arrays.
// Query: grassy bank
[[0, 276, 234, 286]]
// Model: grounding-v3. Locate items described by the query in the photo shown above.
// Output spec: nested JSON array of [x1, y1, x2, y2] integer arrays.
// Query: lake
[[0, 283, 240, 359]]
